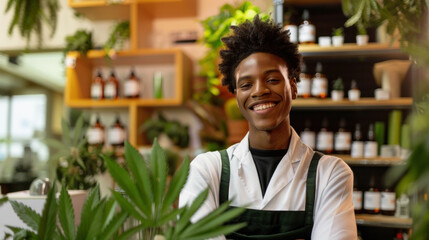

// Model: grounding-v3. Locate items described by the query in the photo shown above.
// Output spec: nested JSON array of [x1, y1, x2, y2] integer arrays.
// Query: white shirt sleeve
[[312, 157, 358, 240]]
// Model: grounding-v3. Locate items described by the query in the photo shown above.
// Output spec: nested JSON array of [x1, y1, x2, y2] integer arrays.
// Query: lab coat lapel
[[261, 128, 301, 207], [232, 134, 263, 203]]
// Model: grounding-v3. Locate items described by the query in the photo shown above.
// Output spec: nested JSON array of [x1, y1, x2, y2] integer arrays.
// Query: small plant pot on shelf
[[331, 90, 344, 101], [332, 36, 344, 46], [356, 35, 369, 45]]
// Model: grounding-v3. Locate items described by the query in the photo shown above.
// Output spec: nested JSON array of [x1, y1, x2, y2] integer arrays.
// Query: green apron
[[219, 150, 322, 240]]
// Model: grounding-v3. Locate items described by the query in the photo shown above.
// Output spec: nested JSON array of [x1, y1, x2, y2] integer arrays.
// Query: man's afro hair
[[219, 16, 302, 93]]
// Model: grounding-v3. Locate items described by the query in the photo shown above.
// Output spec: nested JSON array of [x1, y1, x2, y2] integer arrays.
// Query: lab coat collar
[[229, 127, 306, 207]]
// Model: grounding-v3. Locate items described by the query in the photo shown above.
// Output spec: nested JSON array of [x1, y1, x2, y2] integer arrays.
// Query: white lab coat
[[179, 127, 358, 240]]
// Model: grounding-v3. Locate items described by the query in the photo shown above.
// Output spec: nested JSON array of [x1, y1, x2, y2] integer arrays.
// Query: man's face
[[234, 52, 297, 132]]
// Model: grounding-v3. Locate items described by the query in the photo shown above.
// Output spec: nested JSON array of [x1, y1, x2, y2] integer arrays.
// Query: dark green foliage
[[64, 30, 94, 57], [332, 78, 344, 91], [104, 21, 130, 52]]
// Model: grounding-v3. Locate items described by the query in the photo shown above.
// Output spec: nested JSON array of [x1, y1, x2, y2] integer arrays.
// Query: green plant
[[224, 98, 245, 120], [196, 1, 269, 103], [64, 30, 94, 57], [3, 184, 127, 240], [5, 0, 59, 49], [332, 27, 344, 36], [332, 78, 344, 91], [104, 140, 247, 239], [356, 22, 367, 35], [140, 113, 190, 148], [104, 21, 131, 54], [44, 115, 114, 190]]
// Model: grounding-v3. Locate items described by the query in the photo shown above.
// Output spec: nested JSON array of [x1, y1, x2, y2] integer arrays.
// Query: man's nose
[[251, 80, 270, 98]]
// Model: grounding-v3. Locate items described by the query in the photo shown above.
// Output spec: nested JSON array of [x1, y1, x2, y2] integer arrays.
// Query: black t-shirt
[[249, 146, 288, 197]]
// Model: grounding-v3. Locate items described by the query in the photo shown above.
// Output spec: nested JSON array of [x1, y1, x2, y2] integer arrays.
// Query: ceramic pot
[[331, 90, 344, 101], [356, 35, 369, 45]]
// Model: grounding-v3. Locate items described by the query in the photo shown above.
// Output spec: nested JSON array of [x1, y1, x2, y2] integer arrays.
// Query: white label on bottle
[[335, 132, 352, 151], [284, 25, 298, 43], [301, 131, 316, 149], [299, 24, 315, 43], [364, 191, 381, 210], [351, 141, 364, 158], [317, 131, 333, 151], [87, 128, 104, 144], [104, 83, 117, 98], [91, 84, 102, 99], [65, 56, 76, 68], [297, 77, 311, 97], [311, 77, 328, 97], [108, 127, 126, 145], [381, 192, 396, 211], [124, 80, 140, 97], [353, 190, 363, 210], [364, 141, 378, 158]]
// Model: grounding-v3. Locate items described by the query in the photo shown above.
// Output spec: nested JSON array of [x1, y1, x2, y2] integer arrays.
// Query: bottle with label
[[284, 23, 298, 43], [348, 79, 361, 101], [316, 118, 333, 154], [297, 61, 311, 98], [311, 62, 328, 98], [104, 70, 119, 99], [298, 9, 316, 44], [364, 123, 378, 158], [353, 177, 363, 214], [395, 193, 410, 218], [351, 123, 364, 158], [124, 68, 140, 98], [91, 71, 104, 100], [380, 187, 396, 216], [87, 115, 105, 146], [108, 115, 127, 147], [364, 175, 381, 214], [300, 119, 316, 149], [334, 118, 352, 155]]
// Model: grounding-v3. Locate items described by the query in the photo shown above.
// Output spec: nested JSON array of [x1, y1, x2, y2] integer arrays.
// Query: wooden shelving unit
[[292, 97, 412, 110], [355, 214, 412, 229], [334, 155, 406, 166], [299, 43, 403, 58]]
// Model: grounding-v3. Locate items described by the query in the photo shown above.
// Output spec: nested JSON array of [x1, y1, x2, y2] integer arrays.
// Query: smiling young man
[[179, 17, 357, 240]]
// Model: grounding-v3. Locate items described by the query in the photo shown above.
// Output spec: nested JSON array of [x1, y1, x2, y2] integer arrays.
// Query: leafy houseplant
[[104, 21, 131, 58], [331, 27, 344, 46], [44, 115, 114, 190], [4, 140, 246, 239], [64, 30, 94, 57], [331, 78, 344, 101], [196, 1, 269, 104], [356, 23, 369, 45], [5, 0, 59, 49]]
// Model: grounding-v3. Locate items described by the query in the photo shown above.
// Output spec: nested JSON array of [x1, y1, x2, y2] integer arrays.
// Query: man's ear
[[291, 77, 298, 99]]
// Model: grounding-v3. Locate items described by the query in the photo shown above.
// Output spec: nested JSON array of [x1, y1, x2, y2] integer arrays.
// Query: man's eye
[[239, 83, 252, 89], [267, 79, 280, 83]]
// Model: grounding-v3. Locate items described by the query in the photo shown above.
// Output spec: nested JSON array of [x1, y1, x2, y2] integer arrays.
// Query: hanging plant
[[5, 0, 59, 49]]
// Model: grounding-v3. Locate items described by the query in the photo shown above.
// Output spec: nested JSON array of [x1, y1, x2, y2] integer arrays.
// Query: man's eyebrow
[[264, 69, 281, 75], [237, 75, 252, 83]]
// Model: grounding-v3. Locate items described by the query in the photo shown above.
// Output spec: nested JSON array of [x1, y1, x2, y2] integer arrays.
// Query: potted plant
[[3, 140, 247, 239], [224, 98, 248, 144], [196, 1, 268, 104], [64, 30, 94, 57], [331, 77, 345, 101], [356, 23, 369, 45], [332, 27, 344, 46], [104, 21, 131, 59], [5, 0, 59, 49]]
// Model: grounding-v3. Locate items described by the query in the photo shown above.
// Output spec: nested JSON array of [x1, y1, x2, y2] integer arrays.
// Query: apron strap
[[304, 151, 322, 225], [219, 149, 230, 204]]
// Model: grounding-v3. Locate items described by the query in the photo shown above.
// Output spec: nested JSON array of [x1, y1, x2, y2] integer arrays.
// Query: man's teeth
[[253, 103, 275, 111]]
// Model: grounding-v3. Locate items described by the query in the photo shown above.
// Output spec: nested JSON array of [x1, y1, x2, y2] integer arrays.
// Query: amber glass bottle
[[353, 177, 363, 214], [298, 9, 316, 44], [311, 62, 328, 99], [108, 115, 126, 147], [364, 175, 381, 214], [381, 187, 396, 216], [91, 71, 104, 100], [316, 118, 333, 154], [124, 69, 140, 98], [364, 123, 378, 158], [297, 61, 311, 98], [104, 70, 119, 99], [87, 115, 105, 146], [334, 118, 352, 155], [351, 123, 364, 158]]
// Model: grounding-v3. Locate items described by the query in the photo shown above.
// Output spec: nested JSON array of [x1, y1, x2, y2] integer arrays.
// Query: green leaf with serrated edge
[[158, 207, 185, 226], [104, 156, 147, 218], [58, 186, 75, 240], [174, 189, 209, 235], [181, 202, 246, 237], [98, 211, 128, 240], [116, 225, 146, 240], [61, 118, 71, 147], [5, 225, 38, 240], [43, 138, 66, 151], [38, 184, 58, 240], [161, 156, 189, 214], [0, 196, 8, 207], [9, 200, 41, 232], [72, 115, 84, 146], [110, 190, 148, 226], [182, 223, 247, 240], [85, 200, 105, 240], [101, 198, 118, 229], [123, 142, 152, 218], [150, 139, 167, 217], [76, 186, 100, 239]]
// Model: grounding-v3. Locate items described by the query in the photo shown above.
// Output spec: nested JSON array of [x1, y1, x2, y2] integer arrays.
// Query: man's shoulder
[[318, 154, 353, 177]]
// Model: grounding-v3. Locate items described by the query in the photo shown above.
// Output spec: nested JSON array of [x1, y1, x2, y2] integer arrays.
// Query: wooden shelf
[[292, 97, 413, 110], [299, 43, 404, 58], [67, 98, 183, 108], [355, 214, 412, 229], [334, 155, 406, 166]]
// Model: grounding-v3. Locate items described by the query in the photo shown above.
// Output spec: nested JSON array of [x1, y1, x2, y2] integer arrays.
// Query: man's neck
[[248, 123, 292, 150]]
